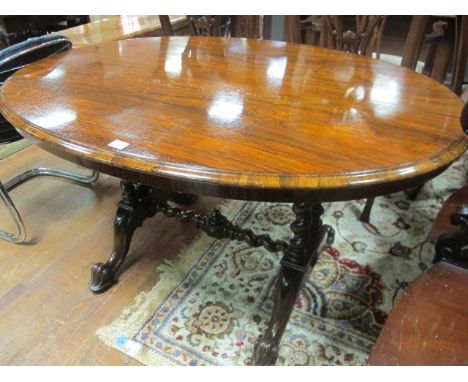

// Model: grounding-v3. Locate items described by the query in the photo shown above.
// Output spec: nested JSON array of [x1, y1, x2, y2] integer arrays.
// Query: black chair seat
[[0, 33, 99, 244], [0, 34, 72, 144]]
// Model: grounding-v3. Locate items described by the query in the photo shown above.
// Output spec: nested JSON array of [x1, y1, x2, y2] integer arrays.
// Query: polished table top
[[52, 15, 187, 48], [0, 37, 466, 201]]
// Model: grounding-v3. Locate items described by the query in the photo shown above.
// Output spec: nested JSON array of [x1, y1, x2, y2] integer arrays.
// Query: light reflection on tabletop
[[208, 91, 244, 126], [0, 36, 465, 185], [31, 109, 77, 130]]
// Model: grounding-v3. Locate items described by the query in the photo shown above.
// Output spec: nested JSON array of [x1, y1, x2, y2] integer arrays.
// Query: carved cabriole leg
[[252, 202, 334, 366], [89, 181, 166, 294]]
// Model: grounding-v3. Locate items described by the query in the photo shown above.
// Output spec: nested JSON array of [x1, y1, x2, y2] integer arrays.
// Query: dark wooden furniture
[[0, 36, 465, 365], [433, 104, 468, 267], [361, 15, 468, 223], [158, 15, 229, 37], [368, 103, 468, 366], [0, 16, 90, 48], [452, 16, 468, 96], [429, 107, 468, 241], [368, 187, 468, 365], [52, 16, 188, 49], [322, 16, 387, 58], [429, 185, 468, 240], [402, 15, 467, 96], [283, 16, 302, 43], [158, 16, 175, 37], [283, 15, 389, 223], [283, 15, 387, 58], [284, 15, 467, 95], [367, 261, 468, 365], [159, 15, 267, 39], [230, 16, 270, 39], [187, 16, 231, 37]]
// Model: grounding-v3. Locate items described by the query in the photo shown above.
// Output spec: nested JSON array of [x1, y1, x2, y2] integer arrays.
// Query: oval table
[[0, 37, 466, 365]]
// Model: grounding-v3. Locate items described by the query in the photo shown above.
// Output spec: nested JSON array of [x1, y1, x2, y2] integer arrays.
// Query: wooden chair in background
[[159, 15, 229, 37], [367, 102, 468, 366], [230, 16, 269, 39], [283, 15, 387, 58], [158, 15, 176, 37], [401, 15, 467, 95], [368, 250, 468, 365], [283, 15, 467, 222], [361, 15, 468, 223], [158, 15, 466, 223], [322, 16, 387, 58], [451, 16, 468, 97], [159, 15, 268, 39]]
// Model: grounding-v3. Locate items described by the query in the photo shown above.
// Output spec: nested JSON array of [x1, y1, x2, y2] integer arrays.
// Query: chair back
[[402, 16, 467, 96], [158, 16, 175, 36], [0, 34, 71, 86], [159, 16, 231, 37], [284, 16, 387, 58], [322, 16, 387, 58], [0, 34, 72, 143], [188, 16, 229, 37]]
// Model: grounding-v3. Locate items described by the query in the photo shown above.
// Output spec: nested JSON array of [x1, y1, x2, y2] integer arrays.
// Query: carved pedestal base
[[90, 184, 334, 366], [252, 203, 334, 366], [89, 182, 196, 293]]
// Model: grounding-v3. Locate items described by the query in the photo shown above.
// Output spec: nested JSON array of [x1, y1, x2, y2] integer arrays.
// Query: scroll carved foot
[[252, 267, 304, 365], [89, 181, 167, 294], [252, 203, 334, 366], [252, 332, 278, 366], [89, 263, 114, 293]]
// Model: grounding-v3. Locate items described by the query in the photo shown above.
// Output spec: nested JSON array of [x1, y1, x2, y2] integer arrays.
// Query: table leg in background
[[252, 202, 334, 366]]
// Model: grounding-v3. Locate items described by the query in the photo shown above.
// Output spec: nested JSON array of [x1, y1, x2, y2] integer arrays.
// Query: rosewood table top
[[0, 36, 466, 202], [1, 36, 466, 365]]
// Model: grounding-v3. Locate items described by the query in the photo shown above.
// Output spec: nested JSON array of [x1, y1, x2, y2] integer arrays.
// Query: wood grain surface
[[0, 37, 465, 202], [0, 145, 223, 365]]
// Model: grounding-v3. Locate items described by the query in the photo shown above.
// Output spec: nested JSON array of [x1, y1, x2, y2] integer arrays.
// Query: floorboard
[[0, 145, 222, 365]]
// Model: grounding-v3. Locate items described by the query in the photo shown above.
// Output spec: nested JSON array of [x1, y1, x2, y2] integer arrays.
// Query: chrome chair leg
[[4, 168, 99, 192], [0, 181, 27, 243], [1, 168, 99, 244]]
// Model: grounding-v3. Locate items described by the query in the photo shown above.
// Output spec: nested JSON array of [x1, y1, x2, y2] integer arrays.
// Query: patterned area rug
[[97, 153, 467, 366]]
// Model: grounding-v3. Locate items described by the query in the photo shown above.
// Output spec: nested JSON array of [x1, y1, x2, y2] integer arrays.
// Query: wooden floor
[[0, 145, 222, 365]]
